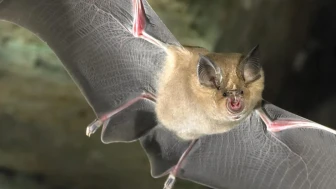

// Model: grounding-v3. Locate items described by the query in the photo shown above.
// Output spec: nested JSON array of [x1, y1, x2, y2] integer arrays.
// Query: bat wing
[[0, 0, 180, 143], [140, 101, 336, 189]]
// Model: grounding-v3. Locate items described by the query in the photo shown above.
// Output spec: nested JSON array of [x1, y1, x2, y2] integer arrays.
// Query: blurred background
[[0, 0, 335, 188]]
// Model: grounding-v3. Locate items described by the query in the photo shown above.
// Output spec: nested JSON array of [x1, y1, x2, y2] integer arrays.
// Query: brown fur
[[155, 46, 264, 140]]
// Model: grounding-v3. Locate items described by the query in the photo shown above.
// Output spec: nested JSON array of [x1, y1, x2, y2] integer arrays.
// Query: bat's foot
[[132, 0, 165, 48], [162, 140, 197, 189], [86, 119, 103, 137]]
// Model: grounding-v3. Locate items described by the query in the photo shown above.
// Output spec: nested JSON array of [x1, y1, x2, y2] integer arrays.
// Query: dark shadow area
[[275, 0, 336, 128]]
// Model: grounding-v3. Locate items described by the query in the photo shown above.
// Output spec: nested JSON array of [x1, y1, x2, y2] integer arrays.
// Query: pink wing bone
[[86, 92, 156, 137], [163, 140, 198, 189], [255, 108, 336, 134], [86, 0, 166, 137], [132, 0, 166, 49]]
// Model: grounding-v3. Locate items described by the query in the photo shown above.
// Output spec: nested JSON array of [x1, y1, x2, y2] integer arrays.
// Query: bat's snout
[[230, 99, 242, 110], [226, 93, 244, 116]]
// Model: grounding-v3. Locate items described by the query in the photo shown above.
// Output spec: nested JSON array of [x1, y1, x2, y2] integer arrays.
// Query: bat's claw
[[86, 119, 103, 137], [163, 174, 176, 189]]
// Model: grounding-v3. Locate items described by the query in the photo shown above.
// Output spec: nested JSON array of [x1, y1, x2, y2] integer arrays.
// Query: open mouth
[[226, 97, 244, 116]]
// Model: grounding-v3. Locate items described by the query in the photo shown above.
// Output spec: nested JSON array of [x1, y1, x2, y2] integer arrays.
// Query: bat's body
[[156, 46, 264, 140], [1, 0, 336, 189]]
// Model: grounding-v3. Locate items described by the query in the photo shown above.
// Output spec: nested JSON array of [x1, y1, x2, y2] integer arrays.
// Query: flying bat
[[1, 0, 336, 189]]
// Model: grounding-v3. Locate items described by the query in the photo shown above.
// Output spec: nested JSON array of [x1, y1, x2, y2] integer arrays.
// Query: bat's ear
[[239, 45, 262, 83], [197, 54, 223, 89]]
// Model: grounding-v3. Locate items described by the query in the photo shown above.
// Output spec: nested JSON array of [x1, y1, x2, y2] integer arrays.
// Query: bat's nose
[[225, 90, 243, 98]]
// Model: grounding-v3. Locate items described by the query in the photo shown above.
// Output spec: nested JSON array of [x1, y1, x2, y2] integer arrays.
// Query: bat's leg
[[163, 139, 198, 189], [131, 0, 166, 49], [255, 108, 336, 134], [86, 92, 156, 137]]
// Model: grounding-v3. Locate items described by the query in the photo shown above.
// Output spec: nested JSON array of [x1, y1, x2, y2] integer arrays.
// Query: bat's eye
[[240, 90, 244, 95], [223, 92, 228, 97]]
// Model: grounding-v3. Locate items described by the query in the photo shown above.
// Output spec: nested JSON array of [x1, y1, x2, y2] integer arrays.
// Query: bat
[[1, 0, 336, 189], [155, 45, 264, 141]]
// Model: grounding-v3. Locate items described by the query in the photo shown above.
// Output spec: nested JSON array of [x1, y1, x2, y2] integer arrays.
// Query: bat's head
[[196, 45, 264, 123]]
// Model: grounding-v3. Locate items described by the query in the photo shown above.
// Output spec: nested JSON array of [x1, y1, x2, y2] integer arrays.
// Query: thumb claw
[[86, 127, 92, 137], [86, 119, 103, 137], [163, 174, 176, 189]]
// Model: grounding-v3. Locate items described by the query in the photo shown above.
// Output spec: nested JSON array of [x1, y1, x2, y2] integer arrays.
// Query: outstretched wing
[[0, 0, 180, 142], [141, 101, 336, 189]]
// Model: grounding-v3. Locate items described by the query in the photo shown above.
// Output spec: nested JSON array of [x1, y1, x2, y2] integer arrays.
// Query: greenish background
[[1, 0, 336, 188]]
